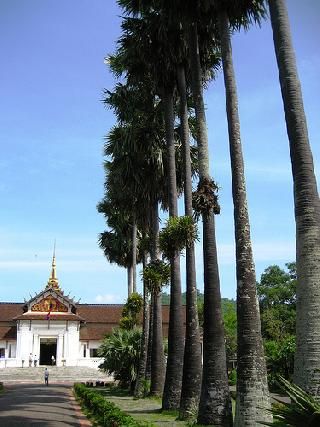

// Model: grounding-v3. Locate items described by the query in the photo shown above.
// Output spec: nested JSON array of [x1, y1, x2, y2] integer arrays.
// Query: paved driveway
[[0, 383, 90, 426]]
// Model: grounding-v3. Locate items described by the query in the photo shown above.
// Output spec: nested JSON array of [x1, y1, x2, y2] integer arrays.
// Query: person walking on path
[[44, 368, 49, 386]]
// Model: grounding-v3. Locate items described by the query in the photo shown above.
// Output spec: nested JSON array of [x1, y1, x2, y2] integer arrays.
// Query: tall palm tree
[[215, 1, 271, 423], [268, 0, 320, 395], [162, 88, 184, 410], [134, 238, 150, 398], [187, 19, 233, 426], [114, 9, 185, 409], [106, 48, 178, 393], [147, 200, 167, 396], [176, 63, 202, 420], [119, 2, 228, 419], [128, 1, 231, 420]]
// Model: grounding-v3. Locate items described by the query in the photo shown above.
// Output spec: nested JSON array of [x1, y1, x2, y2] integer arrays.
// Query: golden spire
[[46, 242, 61, 292]]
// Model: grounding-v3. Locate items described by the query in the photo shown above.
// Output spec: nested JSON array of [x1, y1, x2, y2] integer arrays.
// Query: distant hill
[[162, 291, 236, 310]]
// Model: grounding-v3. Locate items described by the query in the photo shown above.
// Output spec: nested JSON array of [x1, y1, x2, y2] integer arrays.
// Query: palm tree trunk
[[219, 11, 271, 425], [127, 265, 133, 297], [188, 22, 233, 426], [176, 63, 202, 420], [150, 200, 165, 396], [146, 295, 153, 381], [268, 0, 320, 395], [162, 90, 184, 410], [134, 250, 150, 398], [150, 290, 165, 396], [132, 214, 137, 293]]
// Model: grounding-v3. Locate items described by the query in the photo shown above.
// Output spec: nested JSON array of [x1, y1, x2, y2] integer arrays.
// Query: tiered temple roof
[[0, 254, 175, 342]]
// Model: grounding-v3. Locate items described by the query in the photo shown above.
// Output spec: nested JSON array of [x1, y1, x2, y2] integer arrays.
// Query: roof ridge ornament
[[45, 241, 62, 293]]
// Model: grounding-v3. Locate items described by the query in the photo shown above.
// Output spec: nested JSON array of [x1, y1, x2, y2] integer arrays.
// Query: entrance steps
[[0, 366, 113, 384]]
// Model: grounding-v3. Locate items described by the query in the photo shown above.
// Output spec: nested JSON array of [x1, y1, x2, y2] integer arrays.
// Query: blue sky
[[0, 1, 319, 304]]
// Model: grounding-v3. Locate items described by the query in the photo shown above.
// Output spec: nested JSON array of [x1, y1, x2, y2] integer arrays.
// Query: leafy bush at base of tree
[[265, 335, 296, 391], [258, 376, 320, 426], [98, 327, 142, 390], [74, 382, 151, 426]]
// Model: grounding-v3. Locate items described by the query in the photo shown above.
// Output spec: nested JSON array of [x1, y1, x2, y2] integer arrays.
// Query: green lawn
[[95, 387, 189, 426]]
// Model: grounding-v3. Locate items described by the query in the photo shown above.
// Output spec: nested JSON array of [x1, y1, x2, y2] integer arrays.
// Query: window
[[0, 348, 5, 358], [90, 348, 98, 358]]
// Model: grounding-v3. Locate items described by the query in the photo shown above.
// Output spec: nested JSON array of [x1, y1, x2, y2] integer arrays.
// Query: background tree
[[257, 262, 296, 389]]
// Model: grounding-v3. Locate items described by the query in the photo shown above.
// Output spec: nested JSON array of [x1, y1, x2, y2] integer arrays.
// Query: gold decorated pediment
[[31, 297, 68, 313]]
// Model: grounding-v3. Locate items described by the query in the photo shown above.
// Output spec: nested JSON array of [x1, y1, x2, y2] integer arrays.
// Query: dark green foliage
[[223, 299, 238, 362], [162, 288, 204, 305], [143, 260, 170, 293], [228, 369, 237, 386], [257, 263, 296, 387], [159, 216, 198, 259], [258, 377, 320, 426], [98, 327, 142, 389], [73, 383, 151, 426], [258, 263, 296, 314], [265, 336, 296, 390], [192, 177, 220, 220], [120, 292, 144, 330]]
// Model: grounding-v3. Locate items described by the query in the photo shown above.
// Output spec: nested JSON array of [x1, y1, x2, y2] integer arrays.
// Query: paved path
[[0, 383, 91, 426]]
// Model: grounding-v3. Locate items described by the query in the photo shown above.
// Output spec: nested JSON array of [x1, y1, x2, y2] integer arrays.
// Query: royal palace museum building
[[0, 254, 171, 369]]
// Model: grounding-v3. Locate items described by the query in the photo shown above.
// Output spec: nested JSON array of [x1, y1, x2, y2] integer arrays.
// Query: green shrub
[[98, 327, 142, 390], [74, 383, 151, 426], [264, 336, 296, 391]]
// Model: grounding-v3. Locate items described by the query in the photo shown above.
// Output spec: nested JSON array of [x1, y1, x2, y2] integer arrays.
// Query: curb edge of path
[[69, 389, 92, 427]]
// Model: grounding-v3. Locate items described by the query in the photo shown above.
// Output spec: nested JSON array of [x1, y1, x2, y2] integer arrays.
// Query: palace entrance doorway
[[39, 338, 57, 365]]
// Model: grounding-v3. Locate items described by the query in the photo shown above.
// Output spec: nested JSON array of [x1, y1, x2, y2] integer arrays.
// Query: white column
[[16, 326, 22, 360], [33, 334, 39, 366], [57, 333, 63, 366]]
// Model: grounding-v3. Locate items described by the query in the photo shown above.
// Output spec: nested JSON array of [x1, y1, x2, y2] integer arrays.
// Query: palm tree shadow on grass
[[95, 387, 130, 397], [128, 408, 162, 414]]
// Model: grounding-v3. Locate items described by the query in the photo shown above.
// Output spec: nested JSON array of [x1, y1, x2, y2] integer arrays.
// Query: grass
[[95, 386, 189, 426], [88, 385, 237, 426]]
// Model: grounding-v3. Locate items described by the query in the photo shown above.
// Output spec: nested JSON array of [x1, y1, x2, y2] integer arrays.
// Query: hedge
[[74, 383, 152, 427]]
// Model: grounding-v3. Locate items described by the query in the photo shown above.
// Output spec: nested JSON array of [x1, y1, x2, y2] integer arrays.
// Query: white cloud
[[245, 164, 291, 181], [95, 294, 120, 303], [252, 241, 295, 262], [194, 239, 295, 267], [0, 258, 120, 273]]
